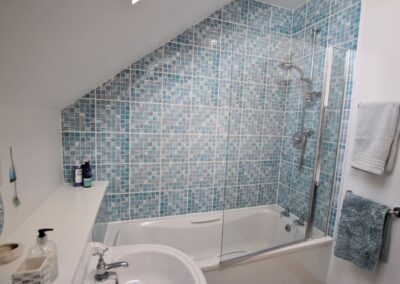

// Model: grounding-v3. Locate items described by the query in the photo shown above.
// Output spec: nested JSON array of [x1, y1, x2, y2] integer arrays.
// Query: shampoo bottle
[[28, 228, 59, 282], [82, 161, 92, 188]]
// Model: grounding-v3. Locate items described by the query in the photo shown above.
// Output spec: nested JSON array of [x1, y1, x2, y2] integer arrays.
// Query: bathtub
[[104, 205, 328, 271]]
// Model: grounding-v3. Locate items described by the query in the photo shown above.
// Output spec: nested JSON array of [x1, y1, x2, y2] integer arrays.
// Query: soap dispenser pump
[[28, 228, 59, 281]]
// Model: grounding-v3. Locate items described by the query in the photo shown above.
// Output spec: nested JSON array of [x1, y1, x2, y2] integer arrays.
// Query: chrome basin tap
[[93, 248, 129, 283]]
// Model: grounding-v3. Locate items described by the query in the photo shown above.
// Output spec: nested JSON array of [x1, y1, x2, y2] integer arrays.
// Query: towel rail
[[388, 207, 400, 217]]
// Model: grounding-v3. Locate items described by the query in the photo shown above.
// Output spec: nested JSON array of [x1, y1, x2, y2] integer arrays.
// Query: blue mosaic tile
[[321, 142, 338, 175], [83, 90, 95, 99], [238, 161, 260, 185], [189, 162, 214, 188], [212, 187, 225, 211], [259, 160, 280, 184], [269, 33, 292, 61], [246, 27, 269, 58], [222, 186, 238, 210], [291, 30, 305, 59], [193, 47, 220, 78], [171, 28, 194, 45], [162, 73, 191, 105], [294, 138, 317, 169], [96, 69, 130, 101], [284, 111, 301, 137], [130, 102, 162, 133], [103, 194, 130, 222], [316, 172, 333, 204], [190, 106, 217, 134], [266, 183, 278, 204], [277, 183, 290, 208], [96, 100, 130, 132], [279, 161, 293, 187], [161, 134, 190, 162], [291, 166, 313, 196], [247, 0, 271, 31], [193, 18, 221, 49], [162, 105, 190, 134], [328, 77, 346, 110], [62, 99, 95, 132], [240, 109, 264, 135], [130, 133, 161, 163], [330, 0, 360, 16], [192, 77, 219, 106], [239, 135, 263, 160], [290, 190, 309, 220], [96, 133, 129, 164], [161, 162, 189, 190], [303, 20, 329, 57], [258, 183, 268, 205], [131, 46, 164, 72], [97, 164, 129, 194], [221, 22, 247, 53], [130, 163, 160, 192], [237, 185, 259, 208], [292, 4, 307, 34], [160, 190, 188, 216], [218, 80, 243, 109], [265, 85, 287, 111], [271, 6, 292, 34], [216, 109, 242, 136], [190, 135, 216, 161], [223, 0, 248, 25], [306, 0, 330, 27], [242, 83, 266, 110], [328, 2, 361, 46], [281, 137, 295, 163], [244, 55, 268, 84], [220, 51, 245, 81], [188, 188, 213, 213], [131, 192, 160, 219], [131, 70, 162, 103], [314, 200, 329, 231], [213, 161, 239, 187], [215, 135, 241, 161], [263, 111, 284, 136], [261, 136, 282, 160], [324, 110, 341, 143], [209, 8, 223, 20], [62, 132, 96, 165], [163, 42, 193, 75]]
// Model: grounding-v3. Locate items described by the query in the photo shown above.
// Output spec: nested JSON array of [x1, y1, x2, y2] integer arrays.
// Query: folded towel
[[334, 191, 389, 271], [351, 103, 400, 175]]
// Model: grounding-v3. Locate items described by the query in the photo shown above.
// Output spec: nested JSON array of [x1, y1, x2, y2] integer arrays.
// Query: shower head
[[278, 61, 314, 95], [278, 62, 293, 71]]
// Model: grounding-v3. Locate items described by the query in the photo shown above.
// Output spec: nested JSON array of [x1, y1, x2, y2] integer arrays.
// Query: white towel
[[351, 103, 400, 175]]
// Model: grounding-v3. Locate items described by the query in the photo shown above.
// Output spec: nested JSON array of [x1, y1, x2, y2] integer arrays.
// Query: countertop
[[0, 182, 107, 284]]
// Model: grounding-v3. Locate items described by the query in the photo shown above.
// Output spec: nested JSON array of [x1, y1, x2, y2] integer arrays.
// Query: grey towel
[[351, 103, 400, 175], [334, 191, 389, 272]]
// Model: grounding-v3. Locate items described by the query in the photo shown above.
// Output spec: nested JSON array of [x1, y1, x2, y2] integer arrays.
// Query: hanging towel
[[351, 103, 400, 175], [334, 191, 389, 272]]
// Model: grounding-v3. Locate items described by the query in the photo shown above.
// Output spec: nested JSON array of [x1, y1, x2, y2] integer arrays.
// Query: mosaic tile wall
[[62, 0, 294, 223], [277, 0, 361, 233], [61, 0, 361, 237]]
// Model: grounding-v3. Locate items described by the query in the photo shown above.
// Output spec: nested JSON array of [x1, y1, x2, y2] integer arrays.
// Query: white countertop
[[0, 182, 107, 284]]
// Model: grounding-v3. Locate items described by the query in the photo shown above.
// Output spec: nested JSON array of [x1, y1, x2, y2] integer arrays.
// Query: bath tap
[[280, 206, 291, 217], [293, 218, 305, 226], [93, 247, 129, 284]]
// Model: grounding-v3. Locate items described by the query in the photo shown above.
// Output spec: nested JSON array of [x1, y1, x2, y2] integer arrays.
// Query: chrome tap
[[280, 206, 291, 217], [93, 248, 129, 283], [293, 218, 305, 226]]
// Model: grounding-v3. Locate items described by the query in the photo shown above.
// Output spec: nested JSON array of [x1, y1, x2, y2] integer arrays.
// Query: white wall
[[0, 106, 63, 241], [327, 0, 400, 283]]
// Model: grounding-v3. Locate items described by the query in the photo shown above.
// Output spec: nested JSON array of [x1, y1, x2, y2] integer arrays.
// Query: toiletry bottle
[[28, 228, 59, 282], [82, 161, 92, 188], [72, 165, 82, 187]]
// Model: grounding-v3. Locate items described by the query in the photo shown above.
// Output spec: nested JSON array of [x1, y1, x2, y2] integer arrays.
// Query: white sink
[[82, 244, 207, 284]]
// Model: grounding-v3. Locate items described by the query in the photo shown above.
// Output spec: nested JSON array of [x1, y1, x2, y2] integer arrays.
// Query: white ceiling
[[258, 0, 307, 10], [0, 0, 231, 109]]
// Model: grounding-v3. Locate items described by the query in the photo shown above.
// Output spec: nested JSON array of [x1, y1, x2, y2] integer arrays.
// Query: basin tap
[[93, 247, 129, 283], [280, 206, 291, 217]]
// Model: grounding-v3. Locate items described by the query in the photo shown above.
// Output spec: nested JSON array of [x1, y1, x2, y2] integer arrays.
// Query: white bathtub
[[104, 205, 327, 270]]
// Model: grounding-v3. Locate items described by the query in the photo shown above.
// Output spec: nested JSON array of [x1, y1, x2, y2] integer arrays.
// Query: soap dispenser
[[28, 228, 59, 282]]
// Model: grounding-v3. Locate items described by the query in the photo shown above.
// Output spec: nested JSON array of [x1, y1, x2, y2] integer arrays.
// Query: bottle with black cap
[[27, 228, 59, 281]]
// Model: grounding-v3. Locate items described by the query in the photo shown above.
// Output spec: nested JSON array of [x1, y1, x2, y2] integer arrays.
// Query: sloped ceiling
[[0, 0, 231, 108]]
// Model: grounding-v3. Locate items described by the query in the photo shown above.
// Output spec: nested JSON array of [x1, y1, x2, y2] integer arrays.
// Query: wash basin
[[83, 244, 207, 284]]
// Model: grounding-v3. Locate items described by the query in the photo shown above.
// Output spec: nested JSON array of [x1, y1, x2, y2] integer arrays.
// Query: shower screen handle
[[299, 136, 308, 169]]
